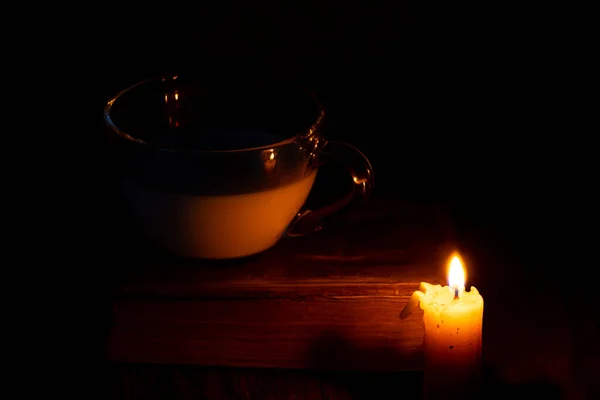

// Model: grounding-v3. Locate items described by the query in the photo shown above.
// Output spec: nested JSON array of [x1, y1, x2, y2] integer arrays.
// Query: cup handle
[[285, 140, 374, 237]]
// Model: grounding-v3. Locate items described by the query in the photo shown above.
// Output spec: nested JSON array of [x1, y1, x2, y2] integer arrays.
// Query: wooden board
[[106, 199, 454, 371], [107, 364, 424, 400]]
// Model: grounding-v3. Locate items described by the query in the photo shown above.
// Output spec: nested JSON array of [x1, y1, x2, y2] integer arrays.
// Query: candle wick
[[453, 287, 459, 299]]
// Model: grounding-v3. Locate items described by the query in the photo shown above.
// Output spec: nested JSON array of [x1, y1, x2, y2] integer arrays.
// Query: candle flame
[[448, 254, 466, 292]]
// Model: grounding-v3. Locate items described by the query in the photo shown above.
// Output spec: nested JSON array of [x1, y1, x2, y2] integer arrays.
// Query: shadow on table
[[308, 331, 422, 399], [308, 332, 566, 399], [102, 332, 568, 399], [482, 366, 564, 399]]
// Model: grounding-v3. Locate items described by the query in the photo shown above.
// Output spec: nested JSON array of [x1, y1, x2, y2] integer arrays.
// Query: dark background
[[83, 2, 582, 274], [36, 1, 595, 397]]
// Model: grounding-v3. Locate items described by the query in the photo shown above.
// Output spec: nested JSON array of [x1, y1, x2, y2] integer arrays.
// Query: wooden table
[[103, 196, 599, 399], [107, 199, 453, 372]]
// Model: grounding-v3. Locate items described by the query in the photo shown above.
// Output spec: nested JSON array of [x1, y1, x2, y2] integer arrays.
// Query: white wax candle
[[401, 255, 484, 399]]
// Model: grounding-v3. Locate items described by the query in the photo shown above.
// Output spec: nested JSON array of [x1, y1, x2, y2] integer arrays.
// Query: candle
[[401, 254, 484, 399]]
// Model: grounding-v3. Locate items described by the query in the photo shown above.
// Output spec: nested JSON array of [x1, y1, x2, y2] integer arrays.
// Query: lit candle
[[401, 253, 484, 399]]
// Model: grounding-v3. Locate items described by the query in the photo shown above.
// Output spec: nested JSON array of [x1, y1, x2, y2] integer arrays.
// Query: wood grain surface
[[106, 364, 424, 400], [106, 199, 455, 371]]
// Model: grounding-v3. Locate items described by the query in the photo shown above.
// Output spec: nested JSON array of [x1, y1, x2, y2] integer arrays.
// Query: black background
[[81, 2, 585, 270]]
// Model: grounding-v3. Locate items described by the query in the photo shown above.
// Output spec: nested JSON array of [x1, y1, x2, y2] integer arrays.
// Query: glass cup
[[104, 75, 373, 259]]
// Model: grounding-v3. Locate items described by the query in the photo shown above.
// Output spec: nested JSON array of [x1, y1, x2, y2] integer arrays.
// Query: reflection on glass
[[264, 149, 277, 173]]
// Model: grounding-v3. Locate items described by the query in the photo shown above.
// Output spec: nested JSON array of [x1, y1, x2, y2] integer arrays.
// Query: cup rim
[[103, 75, 325, 154]]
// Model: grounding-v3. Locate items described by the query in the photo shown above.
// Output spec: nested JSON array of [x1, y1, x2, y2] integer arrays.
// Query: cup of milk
[[104, 75, 373, 259]]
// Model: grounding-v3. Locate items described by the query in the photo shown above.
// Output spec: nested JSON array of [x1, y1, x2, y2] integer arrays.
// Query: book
[[107, 199, 454, 371]]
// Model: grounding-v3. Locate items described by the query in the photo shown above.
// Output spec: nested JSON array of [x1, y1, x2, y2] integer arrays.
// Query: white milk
[[122, 170, 318, 259]]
